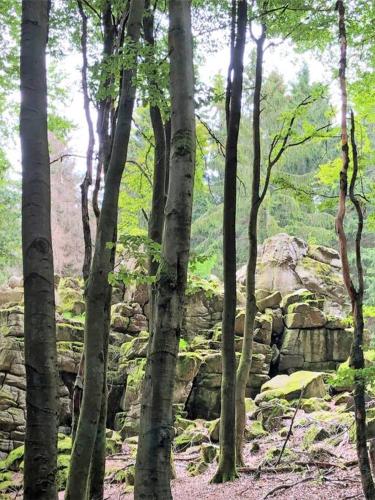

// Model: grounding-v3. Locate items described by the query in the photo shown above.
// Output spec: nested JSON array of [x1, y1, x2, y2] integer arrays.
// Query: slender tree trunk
[[93, 0, 115, 221], [134, 1, 196, 497], [212, 0, 247, 483], [143, 0, 167, 332], [65, 2, 145, 498], [77, 0, 95, 282], [335, 3, 375, 498], [20, 1, 57, 498], [235, 24, 265, 466]]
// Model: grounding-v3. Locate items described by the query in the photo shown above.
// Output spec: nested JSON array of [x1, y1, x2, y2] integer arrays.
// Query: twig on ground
[[276, 388, 304, 465]]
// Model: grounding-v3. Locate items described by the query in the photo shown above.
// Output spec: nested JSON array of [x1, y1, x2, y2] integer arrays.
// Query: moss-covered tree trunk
[[235, 24, 265, 466], [134, 1, 196, 498], [64, 2, 145, 498], [212, 0, 247, 483], [20, 1, 57, 498]]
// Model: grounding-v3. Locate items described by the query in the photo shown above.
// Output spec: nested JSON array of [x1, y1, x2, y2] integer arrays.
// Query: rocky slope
[[0, 234, 359, 461]]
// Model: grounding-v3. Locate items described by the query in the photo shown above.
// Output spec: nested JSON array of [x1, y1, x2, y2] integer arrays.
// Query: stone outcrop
[[237, 233, 349, 317], [0, 233, 355, 456]]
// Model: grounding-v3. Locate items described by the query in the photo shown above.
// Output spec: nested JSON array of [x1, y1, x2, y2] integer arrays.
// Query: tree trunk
[[93, 0, 115, 221], [335, 2, 375, 498], [20, 1, 57, 498], [134, 1, 196, 498], [64, 2, 144, 498], [143, 0, 167, 331], [235, 24, 265, 466], [77, 0, 95, 282], [212, 0, 247, 483]]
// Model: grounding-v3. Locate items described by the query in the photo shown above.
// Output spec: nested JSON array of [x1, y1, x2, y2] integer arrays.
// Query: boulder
[[307, 244, 341, 269], [284, 303, 326, 329], [257, 291, 282, 312], [279, 327, 352, 372], [256, 371, 326, 403]]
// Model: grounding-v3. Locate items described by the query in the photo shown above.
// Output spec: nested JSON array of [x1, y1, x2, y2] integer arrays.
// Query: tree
[[335, 2, 375, 498], [235, 18, 265, 466], [20, 0, 57, 497], [65, 1, 145, 498], [134, 0, 196, 497], [212, 0, 247, 483]]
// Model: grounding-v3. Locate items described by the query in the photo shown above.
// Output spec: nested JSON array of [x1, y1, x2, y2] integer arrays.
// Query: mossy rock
[[4, 445, 24, 471], [58, 281, 83, 315], [264, 446, 297, 465], [208, 418, 220, 442], [200, 443, 217, 464], [256, 371, 326, 403], [258, 399, 293, 431], [303, 425, 330, 448], [245, 398, 256, 414], [105, 429, 122, 455], [175, 416, 196, 436], [298, 398, 330, 413], [245, 420, 268, 441], [174, 430, 208, 451], [57, 454, 71, 491], [187, 460, 208, 476], [0, 471, 14, 493]]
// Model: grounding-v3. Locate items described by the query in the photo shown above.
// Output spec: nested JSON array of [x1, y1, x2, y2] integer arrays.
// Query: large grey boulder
[[237, 234, 349, 317], [279, 327, 353, 372]]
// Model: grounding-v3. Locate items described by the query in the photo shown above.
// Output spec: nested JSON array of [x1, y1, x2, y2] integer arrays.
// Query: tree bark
[[93, 0, 116, 221], [20, 1, 57, 498], [64, 2, 144, 498], [134, 1, 196, 497], [335, 2, 375, 498], [77, 0, 95, 282], [212, 0, 247, 483], [235, 23, 265, 466], [143, 0, 167, 331]]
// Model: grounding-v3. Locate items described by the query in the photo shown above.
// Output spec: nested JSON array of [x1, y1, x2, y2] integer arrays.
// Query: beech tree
[[65, 1, 145, 498], [213, 0, 247, 482], [20, 0, 57, 497], [134, 1, 196, 497]]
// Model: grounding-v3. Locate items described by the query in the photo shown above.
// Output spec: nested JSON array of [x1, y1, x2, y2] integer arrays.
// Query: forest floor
[[101, 413, 364, 500]]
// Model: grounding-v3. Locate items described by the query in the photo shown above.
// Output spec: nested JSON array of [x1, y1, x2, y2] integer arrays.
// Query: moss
[[208, 418, 220, 442], [57, 340, 83, 353], [105, 430, 122, 456], [5, 445, 24, 471], [298, 398, 330, 413], [187, 460, 208, 476], [245, 421, 268, 441], [200, 443, 217, 464], [174, 430, 208, 451], [264, 446, 297, 465], [303, 425, 330, 448], [258, 371, 326, 403], [245, 398, 256, 414]]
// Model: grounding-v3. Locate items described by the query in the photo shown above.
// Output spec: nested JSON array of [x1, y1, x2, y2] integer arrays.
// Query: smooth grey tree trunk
[[64, 2, 145, 498], [20, 1, 57, 498], [134, 1, 196, 498]]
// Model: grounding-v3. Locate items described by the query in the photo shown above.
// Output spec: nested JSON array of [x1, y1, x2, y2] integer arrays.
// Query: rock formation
[[0, 234, 357, 456]]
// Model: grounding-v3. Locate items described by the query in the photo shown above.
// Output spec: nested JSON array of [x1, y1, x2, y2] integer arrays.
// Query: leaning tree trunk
[[20, 1, 57, 498], [335, 2, 375, 498], [235, 24, 265, 466], [64, 2, 145, 498], [134, 1, 196, 498], [212, 0, 247, 483]]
